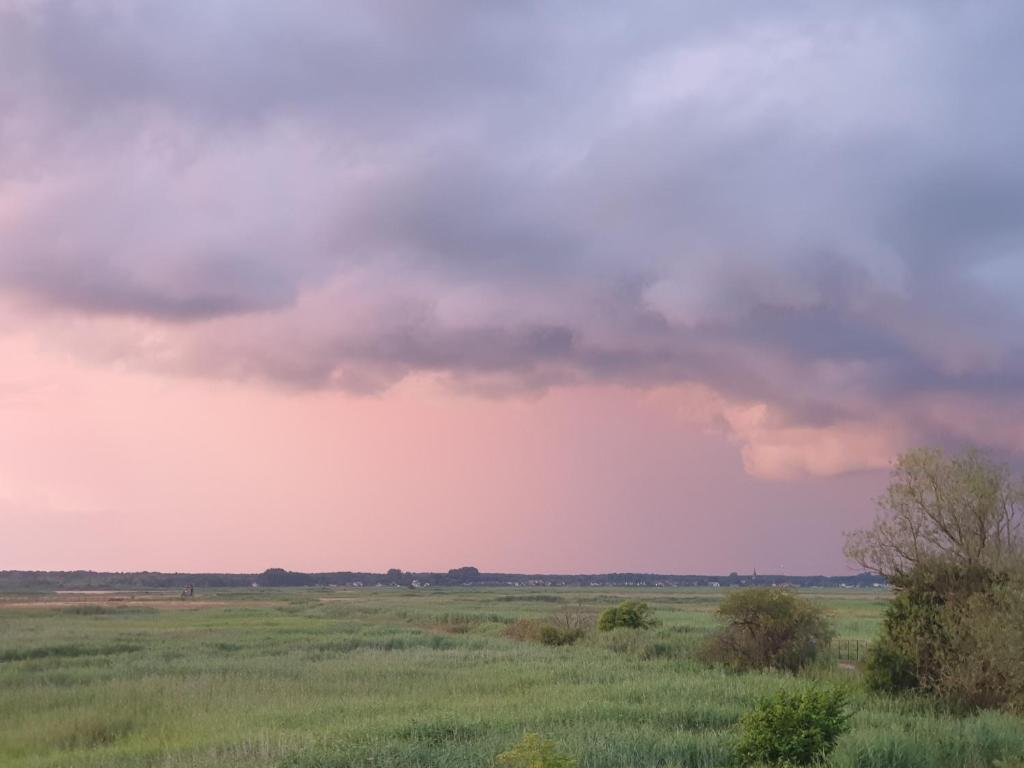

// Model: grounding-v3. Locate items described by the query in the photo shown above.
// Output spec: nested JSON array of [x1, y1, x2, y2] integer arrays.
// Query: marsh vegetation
[[1, 586, 1023, 768]]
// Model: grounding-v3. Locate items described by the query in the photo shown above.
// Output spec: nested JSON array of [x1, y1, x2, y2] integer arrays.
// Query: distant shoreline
[[1, 567, 885, 592]]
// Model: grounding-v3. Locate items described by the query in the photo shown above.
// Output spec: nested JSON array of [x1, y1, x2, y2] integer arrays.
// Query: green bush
[[863, 638, 918, 694], [870, 560, 1024, 710], [538, 625, 584, 646], [735, 688, 851, 767], [495, 734, 575, 768], [699, 588, 833, 672], [879, 561, 994, 693], [937, 580, 1024, 711], [597, 600, 656, 631], [504, 619, 583, 646]]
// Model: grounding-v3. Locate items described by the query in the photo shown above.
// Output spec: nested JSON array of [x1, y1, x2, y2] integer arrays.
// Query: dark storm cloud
[[3, 0, 1024, 452], [5, 251, 296, 320]]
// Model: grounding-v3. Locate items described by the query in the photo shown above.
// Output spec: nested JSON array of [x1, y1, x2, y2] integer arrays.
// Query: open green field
[[1, 587, 1022, 768]]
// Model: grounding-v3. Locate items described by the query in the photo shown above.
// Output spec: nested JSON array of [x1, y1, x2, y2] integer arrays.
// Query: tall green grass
[[0, 588, 1021, 767]]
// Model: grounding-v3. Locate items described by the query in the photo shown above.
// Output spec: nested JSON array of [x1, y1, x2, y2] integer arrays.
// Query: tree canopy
[[845, 447, 1024, 580]]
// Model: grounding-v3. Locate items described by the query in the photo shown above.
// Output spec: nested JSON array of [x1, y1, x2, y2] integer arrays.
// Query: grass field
[[1, 587, 1022, 768]]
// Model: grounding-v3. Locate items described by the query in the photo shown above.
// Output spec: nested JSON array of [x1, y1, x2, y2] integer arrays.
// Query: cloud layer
[[3, 1, 1024, 475]]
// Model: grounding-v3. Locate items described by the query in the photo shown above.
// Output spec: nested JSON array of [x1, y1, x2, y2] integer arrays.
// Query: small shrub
[[699, 588, 833, 672], [550, 605, 596, 634], [735, 688, 851, 767], [495, 734, 575, 768], [597, 601, 656, 631], [538, 625, 584, 646], [505, 619, 583, 646], [863, 638, 918, 694]]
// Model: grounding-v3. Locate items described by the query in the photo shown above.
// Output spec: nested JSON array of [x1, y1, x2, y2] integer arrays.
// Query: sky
[[2, 1, 1024, 575]]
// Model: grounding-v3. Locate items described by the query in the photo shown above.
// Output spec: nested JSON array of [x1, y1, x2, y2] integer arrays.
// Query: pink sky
[[1, 331, 885, 574], [3, 3, 1023, 575]]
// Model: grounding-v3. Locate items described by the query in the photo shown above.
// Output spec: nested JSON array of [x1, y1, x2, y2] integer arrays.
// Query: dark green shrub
[[936, 580, 1024, 711], [699, 588, 833, 672], [879, 561, 996, 692], [869, 559, 1024, 710], [735, 688, 851, 767], [863, 638, 918, 694], [597, 601, 656, 631], [505, 619, 583, 646], [538, 625, 584, 646], [495, 734, 575, 768]]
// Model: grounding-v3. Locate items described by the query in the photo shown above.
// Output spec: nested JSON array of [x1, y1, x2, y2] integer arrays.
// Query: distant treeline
[[0, 565, 882, 591]]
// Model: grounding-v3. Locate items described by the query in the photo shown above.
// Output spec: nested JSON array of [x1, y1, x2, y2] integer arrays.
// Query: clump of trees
[[446, 566, 481, 582], [846, 447, 1024, 711], [736, 688, 851, 767], [597, 600, 657, 631], [699, 587, 833, 672]]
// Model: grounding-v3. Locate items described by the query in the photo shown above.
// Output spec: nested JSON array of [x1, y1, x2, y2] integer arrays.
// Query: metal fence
[[830, 637, 869, 663]]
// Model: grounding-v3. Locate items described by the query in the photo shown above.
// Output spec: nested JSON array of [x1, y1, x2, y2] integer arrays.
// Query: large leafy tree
[[848, 448, 1024, 710], [845, 447, 1024, 580]]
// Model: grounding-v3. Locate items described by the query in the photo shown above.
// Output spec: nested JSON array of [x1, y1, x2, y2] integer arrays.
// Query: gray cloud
[[3, 0, 1024, 462]]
